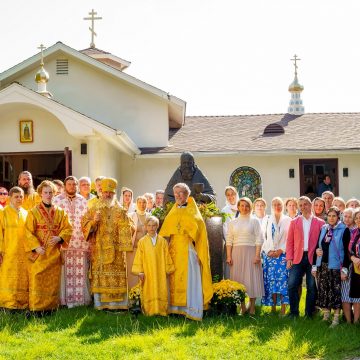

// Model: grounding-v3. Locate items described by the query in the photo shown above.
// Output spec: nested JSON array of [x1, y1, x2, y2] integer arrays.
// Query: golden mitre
[[101, 178, 118, 193]]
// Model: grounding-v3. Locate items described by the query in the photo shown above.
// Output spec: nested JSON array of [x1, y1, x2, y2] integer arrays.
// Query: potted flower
[[129, 282, 142, 315], [210, 279, 246, 316]]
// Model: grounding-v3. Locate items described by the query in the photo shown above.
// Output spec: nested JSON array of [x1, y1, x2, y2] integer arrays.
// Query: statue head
[[180, 152, 196, 180]]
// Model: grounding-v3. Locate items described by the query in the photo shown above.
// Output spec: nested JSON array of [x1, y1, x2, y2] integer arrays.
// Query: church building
[[1, 12, 359, 206]]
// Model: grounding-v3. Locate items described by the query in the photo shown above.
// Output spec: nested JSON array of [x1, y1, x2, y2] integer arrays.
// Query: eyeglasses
[[0, 192, 8, 195]]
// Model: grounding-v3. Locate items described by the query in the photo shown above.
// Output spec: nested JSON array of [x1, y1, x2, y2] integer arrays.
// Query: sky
[[2, 0, 360, 116]]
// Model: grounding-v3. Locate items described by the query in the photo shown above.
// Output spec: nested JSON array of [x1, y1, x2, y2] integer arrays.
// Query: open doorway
[[0, 149, 71, 188], [299, 158, 338, 200]]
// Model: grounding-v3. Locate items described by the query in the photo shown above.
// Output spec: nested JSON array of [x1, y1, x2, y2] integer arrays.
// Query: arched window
[[229, 166, 262, 202]]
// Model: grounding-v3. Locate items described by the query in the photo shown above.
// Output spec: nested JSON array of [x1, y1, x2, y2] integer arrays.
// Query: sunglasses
[[0, 192, 8, 195]]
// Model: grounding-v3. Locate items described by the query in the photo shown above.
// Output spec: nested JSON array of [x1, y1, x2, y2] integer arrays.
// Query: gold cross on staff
[[290, 54, 301, 75], [37, 44, 46, 65], [83, 9, 102, 48]]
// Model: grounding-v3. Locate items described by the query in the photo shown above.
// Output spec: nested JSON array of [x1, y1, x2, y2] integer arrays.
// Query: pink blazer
[[286, 216, 325, 265]]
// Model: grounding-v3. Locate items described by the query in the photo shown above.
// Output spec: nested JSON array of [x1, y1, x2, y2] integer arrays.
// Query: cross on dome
[[37, 44, 46, 65], [290, 54, 301, 76], [83, 9, 102, 49]]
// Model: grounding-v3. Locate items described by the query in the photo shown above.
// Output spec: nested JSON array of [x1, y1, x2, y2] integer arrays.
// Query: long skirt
[[349, 265, 360, 299], [230, 245, 264, 298], [60, 249, 91, 307], [261, 252, 289, 306], [341, 264, 360, 303], [317, 263, 341, 309], [169, 245, 203, 320]]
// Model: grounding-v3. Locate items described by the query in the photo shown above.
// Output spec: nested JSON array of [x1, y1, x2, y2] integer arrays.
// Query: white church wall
[[13, 56, 169, 148], [94, 140, 122, 181], [119, 154, 179, 198], [194, 155, 300, 207], [119, 153, 360, 209], [338, 154, 360, 200], [0, 102, 87, 180], [0, 103, 78, 152], [118, 154, 299, 206]]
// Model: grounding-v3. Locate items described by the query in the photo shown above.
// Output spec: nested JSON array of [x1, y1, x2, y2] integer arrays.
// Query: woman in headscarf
[[312, 197, 326, 220], [312, 206, 348, 327], [119, 187, 136, 213], [221, 186, 239, 279], [127, 196, 150, 289]]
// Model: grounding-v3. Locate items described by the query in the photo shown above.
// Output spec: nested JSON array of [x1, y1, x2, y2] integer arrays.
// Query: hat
[[100, 178, 118, 193]]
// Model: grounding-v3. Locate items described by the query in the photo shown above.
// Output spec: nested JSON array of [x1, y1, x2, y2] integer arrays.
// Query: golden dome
[[35, 65, 49, 83], [288, 75, 304, 92]]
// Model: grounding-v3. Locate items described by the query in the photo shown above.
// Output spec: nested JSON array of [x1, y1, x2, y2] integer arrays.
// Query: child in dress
[[132, 216, 175, 316]]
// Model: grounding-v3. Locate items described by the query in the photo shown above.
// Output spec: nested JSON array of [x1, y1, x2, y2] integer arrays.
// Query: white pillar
[[87, 135, 100, 181]]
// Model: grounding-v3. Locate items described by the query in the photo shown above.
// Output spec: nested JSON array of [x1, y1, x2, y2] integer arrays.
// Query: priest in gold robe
[[132, 216, 175, 316], [0, 187, 28, 309], [18, 171, 41, 210], [159, 182, 213, 320], [87, 176, 105, 210], [82, 178, 134, 310], [25, 180, 72, 312]]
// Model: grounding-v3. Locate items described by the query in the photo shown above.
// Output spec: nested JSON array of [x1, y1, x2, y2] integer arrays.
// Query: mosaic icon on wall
[[229, 166, 262, 202]]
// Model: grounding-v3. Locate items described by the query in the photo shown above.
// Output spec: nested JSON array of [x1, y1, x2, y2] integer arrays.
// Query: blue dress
[[261, 223, 289, 306]]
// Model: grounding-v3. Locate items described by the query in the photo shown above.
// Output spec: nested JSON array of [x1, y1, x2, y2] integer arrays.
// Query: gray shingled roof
[[140, 113, 360, 154]]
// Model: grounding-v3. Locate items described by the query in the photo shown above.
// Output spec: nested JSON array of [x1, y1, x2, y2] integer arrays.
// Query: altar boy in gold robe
[[25, 180, 72, 312], [0, 187, 28, 309], [132, 216, 175, 316]]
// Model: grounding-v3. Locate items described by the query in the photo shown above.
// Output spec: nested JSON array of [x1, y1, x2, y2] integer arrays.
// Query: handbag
[[354, 261, 360, 275]]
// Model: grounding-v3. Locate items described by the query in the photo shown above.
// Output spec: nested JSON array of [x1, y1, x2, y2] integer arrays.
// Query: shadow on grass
[[2, 305, 360, 359]]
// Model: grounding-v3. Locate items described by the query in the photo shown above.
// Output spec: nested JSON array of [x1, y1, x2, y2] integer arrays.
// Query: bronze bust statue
[[164, 152, 216, 204]]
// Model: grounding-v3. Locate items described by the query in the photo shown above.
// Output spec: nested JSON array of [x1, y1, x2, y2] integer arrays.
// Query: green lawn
[[0, 302, 359, 360]]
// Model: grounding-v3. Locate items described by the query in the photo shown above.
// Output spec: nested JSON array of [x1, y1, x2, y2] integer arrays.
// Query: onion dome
[[35, 64, 49, 84], [288, 74, 304, 92]]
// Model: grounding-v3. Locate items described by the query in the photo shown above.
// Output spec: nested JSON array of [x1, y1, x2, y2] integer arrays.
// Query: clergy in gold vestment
[[132, 216, 175, 316], [25, 181, 72, 312], [159, 183, 213, 320], [87, 176, 105, 210], [82, 178, 134, 310], [0, 187, 28, 309], [17, 171, 41, 211]]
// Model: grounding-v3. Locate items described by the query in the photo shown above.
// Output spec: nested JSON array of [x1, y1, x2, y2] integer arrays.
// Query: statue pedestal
[[205, 216, 224, 280]]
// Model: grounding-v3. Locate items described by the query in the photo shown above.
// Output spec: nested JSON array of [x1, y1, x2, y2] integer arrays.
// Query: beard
[[100, 197, 117, 208], [180, 166, 195, 181], [20, 184, 34, 196]]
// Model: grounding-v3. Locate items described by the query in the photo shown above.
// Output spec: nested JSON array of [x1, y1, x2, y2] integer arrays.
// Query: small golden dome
[[35, 65, 49, 83], [288, 75, 304, 92]]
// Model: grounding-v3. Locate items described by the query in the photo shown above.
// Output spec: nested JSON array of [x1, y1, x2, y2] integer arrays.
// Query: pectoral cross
[[177, 222, 181, 232], [83, 9, 102, 48]]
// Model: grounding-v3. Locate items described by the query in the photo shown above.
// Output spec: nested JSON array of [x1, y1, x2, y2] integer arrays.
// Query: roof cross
[[290, 54, 301, 76], [83, 9, 102, 48], [37, 44, 46, 65]]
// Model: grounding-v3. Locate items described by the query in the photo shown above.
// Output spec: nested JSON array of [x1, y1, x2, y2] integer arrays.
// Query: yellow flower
[[129, 282, 142, 300]]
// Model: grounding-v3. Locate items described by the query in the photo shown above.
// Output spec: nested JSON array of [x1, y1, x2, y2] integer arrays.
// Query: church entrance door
[[299, 158, 338, 199], [0, 149, 71, 188]]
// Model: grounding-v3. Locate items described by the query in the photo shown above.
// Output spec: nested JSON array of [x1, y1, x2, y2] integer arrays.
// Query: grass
[[0, 298, 360, 360]]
